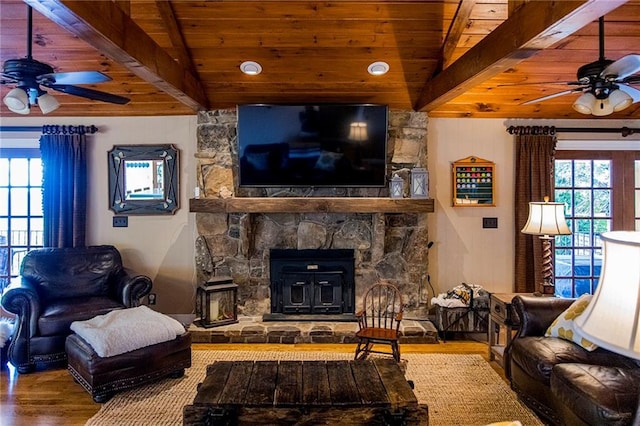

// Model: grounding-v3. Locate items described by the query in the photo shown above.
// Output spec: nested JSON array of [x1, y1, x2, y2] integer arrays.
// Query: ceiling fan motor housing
[[576, 59, 618, 99], [3, 58, 54, 81]]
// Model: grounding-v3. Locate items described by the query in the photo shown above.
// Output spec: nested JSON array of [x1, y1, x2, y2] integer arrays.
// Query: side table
[[488, 293, 529, 368]]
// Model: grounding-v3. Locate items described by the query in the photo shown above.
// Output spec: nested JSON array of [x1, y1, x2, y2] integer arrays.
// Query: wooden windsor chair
[[354, 282, 404, 362]]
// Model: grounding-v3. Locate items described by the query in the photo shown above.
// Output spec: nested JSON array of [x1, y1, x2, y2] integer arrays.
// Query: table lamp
[[521, 196, 571, 294], [574, 231, 640, 360]]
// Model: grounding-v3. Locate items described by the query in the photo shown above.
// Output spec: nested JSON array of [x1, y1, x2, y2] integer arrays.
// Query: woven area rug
[[86, 350, 543, 426]]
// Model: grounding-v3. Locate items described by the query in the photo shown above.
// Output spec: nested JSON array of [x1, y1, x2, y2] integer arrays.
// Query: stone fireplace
[[193, 109, 430, 319]]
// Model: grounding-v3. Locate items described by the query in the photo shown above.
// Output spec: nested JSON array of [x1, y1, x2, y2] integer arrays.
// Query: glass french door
[[553, 151, 639, 298]]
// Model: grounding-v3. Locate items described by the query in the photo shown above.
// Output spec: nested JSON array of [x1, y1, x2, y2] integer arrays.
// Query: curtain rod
[[0, 125, 99, 134], [506, 125, 638, 137]]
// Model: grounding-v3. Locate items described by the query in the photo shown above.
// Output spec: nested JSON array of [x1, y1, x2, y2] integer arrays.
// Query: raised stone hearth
[[189, 317, 438, 344]]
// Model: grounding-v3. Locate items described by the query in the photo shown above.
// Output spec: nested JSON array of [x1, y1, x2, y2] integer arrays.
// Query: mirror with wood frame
[[108, 144, 179, 215]]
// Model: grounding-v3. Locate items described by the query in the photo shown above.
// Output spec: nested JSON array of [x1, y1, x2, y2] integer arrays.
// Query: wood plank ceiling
[[1, 0, 639, 119]]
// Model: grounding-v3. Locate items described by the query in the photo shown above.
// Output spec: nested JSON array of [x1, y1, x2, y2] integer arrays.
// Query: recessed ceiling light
[[368, 61, 389, 76], [240, 61, 262, 75]]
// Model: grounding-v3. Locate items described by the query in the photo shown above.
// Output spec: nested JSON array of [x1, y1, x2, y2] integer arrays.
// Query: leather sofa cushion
[[551, 363, 640, 426], [510, 336, 637, 385], [38, 297, 124, 336], [21, 247, 122, 301]]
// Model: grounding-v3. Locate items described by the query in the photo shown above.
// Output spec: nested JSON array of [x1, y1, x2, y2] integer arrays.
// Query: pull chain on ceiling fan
[[1, 6, 130, 115], [520, 17, 640, 116]]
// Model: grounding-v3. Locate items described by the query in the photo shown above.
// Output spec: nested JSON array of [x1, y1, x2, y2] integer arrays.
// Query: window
[[554, 150, 640, 298], [0, 148, 44, 292]]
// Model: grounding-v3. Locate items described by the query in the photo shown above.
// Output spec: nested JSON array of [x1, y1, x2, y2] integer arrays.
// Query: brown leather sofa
[[507, 295, 640, 426], [0, 245, 152, 373]]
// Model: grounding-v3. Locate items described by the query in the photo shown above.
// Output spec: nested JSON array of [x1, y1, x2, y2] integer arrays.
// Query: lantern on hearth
[[196, 277, 239, 328], [390, 174, 404, 198], [411, 167, 428, 198]]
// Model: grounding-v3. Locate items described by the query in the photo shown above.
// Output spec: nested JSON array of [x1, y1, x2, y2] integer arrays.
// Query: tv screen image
[[237, 104, 388, 187]]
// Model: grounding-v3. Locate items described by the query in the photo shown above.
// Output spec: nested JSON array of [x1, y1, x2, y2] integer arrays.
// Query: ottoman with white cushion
[[65, 306, 192, 403]]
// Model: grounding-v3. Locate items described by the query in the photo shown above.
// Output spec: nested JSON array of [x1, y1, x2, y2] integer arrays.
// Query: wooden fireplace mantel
[[189, 197, 434, 214]]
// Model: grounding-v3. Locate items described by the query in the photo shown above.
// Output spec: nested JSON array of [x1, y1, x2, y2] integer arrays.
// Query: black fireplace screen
[[269, 249, 355, 316]]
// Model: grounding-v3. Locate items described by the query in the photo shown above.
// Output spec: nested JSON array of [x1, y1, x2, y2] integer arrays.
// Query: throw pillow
[[545, 294, 598, 351]]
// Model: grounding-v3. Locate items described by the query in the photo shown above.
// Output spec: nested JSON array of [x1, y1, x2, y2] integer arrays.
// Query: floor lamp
[[574, 231, 640, 424], [521, 196, 571, 295], [574, 231, 640, 358]]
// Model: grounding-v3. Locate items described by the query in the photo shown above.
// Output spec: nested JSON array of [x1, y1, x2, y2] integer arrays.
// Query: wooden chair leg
[[355, 340, 371, 360], [392, 342, 400, 362]]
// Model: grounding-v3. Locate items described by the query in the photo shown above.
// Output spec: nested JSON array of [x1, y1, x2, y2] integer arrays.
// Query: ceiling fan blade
[[49, 84, 130, 105], [38, 71, 111, 85], [621, 75, 640, 85], [521, 89, 582, 105], [498, 81, 581, 87], [617, 83, 640, 103], [601, 54, 640, 79], [1, 74, 20, 84]]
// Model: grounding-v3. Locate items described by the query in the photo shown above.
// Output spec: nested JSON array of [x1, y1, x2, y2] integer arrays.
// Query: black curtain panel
[[514, 134, 557, 293], [40, 130, 88, 248]]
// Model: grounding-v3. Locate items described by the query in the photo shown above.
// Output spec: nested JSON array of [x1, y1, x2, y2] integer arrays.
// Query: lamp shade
[[609, 89, 633, 112], [37, 92, 60, 115], [574, 231, 640, 359], [3, 87, 30, 114], [591, 97, 615, 116], [521, 199, 571, 236], [572, 92, 597, 115]]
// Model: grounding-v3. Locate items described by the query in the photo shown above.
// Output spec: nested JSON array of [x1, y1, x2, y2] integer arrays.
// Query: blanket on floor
[[70, 306, 185, 357]]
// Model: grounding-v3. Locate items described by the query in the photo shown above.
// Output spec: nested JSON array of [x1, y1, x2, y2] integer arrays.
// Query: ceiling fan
[[1, 5, 130, 115], [520, 17, 640, 116]]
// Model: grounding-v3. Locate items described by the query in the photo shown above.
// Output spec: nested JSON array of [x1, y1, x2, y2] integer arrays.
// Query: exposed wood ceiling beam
[[441, 0, 477, 70], [26, 0, 209, 111], [155, 0, 200, 81], [114, 0, 130, 16], [507, 0, 529, 17], [414, 0, 629, 112]]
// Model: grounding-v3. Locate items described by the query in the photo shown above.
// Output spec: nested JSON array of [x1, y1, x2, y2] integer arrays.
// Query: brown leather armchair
[[1, 245, 152, 373]]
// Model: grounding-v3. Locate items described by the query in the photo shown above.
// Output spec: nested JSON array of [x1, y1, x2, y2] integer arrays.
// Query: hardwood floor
[[1, 341, 497, 426]]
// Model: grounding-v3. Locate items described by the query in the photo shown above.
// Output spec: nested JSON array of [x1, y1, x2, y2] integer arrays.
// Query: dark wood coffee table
[[183, 358, 428, 425]]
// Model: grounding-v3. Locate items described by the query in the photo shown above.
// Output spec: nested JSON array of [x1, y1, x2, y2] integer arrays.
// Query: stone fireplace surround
[[193, 109, 430, 321]]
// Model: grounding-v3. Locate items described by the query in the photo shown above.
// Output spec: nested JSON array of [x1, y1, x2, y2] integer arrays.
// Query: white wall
[[0, 115, 198, 315], [427, 118, 515, 296]]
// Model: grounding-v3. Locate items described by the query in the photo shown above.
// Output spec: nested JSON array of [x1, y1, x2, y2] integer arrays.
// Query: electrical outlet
[[113, 216, 128, 227], [148, 293, 157, 305], [483, 217, 498, 229]]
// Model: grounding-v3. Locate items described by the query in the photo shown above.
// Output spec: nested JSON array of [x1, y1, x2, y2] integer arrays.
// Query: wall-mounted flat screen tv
[[237, 104, 388, 187]]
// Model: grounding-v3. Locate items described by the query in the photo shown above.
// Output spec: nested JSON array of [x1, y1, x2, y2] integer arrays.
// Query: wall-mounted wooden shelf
[[189, 197, 434, 214]]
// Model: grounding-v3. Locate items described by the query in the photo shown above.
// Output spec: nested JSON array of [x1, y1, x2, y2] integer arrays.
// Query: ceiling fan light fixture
[[572, 92, 597, 115], [37, 92, 60, 115], [609, 89, 633, 112], [240, 61, 262, 75], [3, 87, 30, 114], [368, 61, 389, 76]]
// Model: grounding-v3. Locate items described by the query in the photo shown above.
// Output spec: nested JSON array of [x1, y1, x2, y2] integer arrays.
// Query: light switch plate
[[483, 217, 498, 229], [113, 216, 128, 227]]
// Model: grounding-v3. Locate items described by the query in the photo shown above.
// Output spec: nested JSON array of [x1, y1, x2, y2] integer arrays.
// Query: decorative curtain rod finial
[[41, 125, 99, 135]]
